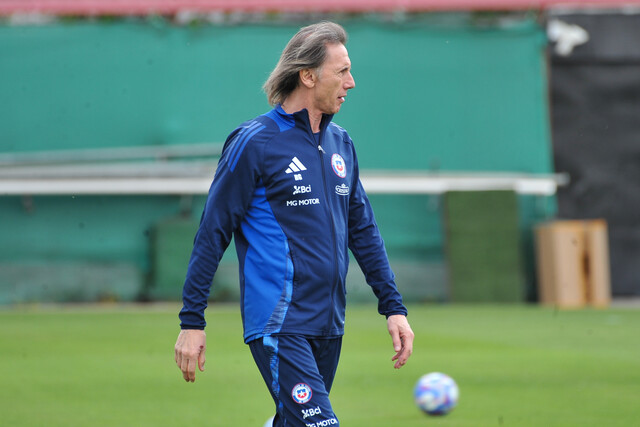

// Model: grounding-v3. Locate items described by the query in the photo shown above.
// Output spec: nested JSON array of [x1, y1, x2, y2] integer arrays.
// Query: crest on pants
[[291, 383, 313, 404]]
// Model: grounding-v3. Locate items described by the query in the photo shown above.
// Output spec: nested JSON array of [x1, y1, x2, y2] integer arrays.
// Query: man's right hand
[[174, 329, 206, 382]]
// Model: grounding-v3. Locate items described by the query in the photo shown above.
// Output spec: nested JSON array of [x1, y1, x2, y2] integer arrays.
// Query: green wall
[[343, 21, 551, 172], [0, 16, 554, 303]]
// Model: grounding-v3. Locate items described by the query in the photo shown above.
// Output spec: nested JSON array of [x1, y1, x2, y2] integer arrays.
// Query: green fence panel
[[444, 190, 525, 302]]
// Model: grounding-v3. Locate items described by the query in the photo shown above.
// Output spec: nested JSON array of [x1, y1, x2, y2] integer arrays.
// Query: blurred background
[[1, 0, 638, 307]]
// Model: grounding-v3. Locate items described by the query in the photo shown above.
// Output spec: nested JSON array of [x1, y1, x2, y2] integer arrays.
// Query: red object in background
[[0, 0, 634, 16]]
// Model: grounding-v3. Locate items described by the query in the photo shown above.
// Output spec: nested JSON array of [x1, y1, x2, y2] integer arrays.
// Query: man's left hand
[[387, 314, 414, 369]]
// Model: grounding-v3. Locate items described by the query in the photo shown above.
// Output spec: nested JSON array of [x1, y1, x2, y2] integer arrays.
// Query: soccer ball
[[414, 372, 459, 416]]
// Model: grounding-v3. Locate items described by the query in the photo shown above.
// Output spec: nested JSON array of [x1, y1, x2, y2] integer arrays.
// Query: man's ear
[[299, 68, 316, 89]]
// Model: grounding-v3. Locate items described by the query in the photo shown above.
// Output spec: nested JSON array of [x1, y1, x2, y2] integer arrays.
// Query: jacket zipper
[[315, 127, 339, 336]]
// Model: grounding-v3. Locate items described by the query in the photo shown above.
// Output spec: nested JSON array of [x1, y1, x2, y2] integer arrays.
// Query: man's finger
[[180, 357, 188, 381], [391, 339, 403, 362], [187, 357, 196, 382], [395, 335, 413, 369], [175, 346, 184, 368], [389, 325, 402, 352], [181, 356, 193, 382], [393, 345, 410, 369], [391, 343, 404, 367], [198, 348, 206, 372]]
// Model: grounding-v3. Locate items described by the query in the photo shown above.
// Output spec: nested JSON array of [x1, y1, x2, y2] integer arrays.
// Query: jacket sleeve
[[179, 123, 264, 329], [346, 142, 408, 318]]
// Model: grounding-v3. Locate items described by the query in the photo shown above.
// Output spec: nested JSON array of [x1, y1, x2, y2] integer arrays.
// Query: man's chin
[[320, 103, 342, 115]]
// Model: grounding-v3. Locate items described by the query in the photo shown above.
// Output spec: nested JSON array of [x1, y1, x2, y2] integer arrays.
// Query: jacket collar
[[275, 104, 333, 133]]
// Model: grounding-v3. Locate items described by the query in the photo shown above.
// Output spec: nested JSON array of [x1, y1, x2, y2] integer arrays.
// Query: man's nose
[[345, 71, 355, 89]]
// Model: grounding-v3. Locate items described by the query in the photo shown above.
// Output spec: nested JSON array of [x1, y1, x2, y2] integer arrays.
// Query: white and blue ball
[[414, 372, 459, 416]]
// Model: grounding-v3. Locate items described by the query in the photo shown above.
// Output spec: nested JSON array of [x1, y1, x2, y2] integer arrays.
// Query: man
[[174, 21, 414, 426]]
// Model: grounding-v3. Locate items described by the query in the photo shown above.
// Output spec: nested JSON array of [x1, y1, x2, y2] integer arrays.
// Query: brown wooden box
[[535, 220, 611, 308]]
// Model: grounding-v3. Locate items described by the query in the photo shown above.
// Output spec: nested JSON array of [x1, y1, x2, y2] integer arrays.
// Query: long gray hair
[[263, 21, 348, 106]]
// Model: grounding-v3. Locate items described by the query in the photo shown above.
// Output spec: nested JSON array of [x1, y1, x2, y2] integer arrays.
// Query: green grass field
[[1, 303, 638, 426]]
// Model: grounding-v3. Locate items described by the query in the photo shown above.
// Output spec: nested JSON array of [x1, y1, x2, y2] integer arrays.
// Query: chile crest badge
[[291, 383, 313, 404], [331, 153, 347, 178]]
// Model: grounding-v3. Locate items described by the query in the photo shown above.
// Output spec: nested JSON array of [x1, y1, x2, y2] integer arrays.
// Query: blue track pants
[[249, 335, 342, 427]]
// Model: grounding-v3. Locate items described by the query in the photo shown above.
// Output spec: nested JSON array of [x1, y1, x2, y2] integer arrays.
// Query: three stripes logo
[[285, 157, 307, 174]]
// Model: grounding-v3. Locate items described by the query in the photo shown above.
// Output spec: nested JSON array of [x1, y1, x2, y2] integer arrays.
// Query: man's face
[[312, 43, 356, 115]]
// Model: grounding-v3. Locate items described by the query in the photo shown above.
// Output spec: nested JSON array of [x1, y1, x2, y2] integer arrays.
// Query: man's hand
[[174, 329, 206, 382], [387, 314, 414, 369]]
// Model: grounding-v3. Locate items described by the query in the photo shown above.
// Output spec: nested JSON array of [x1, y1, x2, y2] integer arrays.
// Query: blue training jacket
[[179, 105, 407, 343]]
